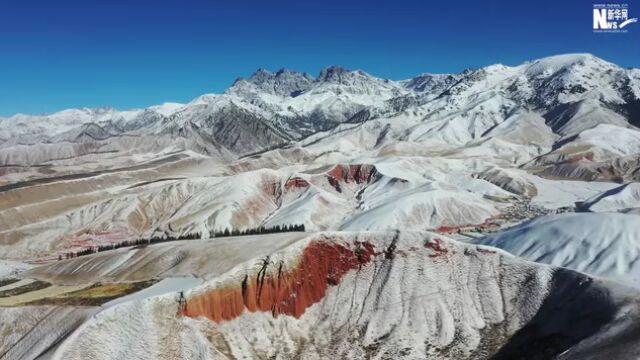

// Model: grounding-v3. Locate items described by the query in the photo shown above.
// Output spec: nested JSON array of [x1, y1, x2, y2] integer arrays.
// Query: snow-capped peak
[[402, 73, 460, 93], [524, 53, 614, 77], [228, 68, 314, 97], [316, 66, 381, 86], [148, 102, 185, 116]]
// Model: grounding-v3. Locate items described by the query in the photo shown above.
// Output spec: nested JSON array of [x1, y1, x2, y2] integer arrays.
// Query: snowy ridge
[[50, 231, 640, 359], [1, 53, 639, 165], [579, 183, 640, 213], [474, 213, 640, 287]]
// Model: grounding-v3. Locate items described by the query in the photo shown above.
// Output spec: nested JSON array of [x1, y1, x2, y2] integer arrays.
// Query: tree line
[[210, 223, 305, 237], [59, 224, 305, 260]]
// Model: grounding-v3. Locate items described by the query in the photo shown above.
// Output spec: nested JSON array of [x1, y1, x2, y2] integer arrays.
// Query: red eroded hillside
[[183, 240, 376, 322]]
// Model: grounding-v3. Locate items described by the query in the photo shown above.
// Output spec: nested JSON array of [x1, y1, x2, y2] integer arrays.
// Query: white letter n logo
[[593, 9, 609, 29]]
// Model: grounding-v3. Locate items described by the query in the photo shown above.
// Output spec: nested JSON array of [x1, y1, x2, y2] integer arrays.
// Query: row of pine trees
[[59, 224, 305, 260], [210, 224, 305, 237]]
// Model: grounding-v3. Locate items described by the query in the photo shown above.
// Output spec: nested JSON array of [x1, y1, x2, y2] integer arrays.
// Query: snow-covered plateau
[[1, 53, 640, 359]]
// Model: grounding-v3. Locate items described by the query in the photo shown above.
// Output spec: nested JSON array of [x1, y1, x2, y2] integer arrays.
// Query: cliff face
[[325, 164, 378, 185], [183, 240, 376, 322]]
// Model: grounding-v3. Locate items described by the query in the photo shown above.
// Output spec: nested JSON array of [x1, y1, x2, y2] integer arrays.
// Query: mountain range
[[2, 53, 639, 165], [2, 53, 640, 359]]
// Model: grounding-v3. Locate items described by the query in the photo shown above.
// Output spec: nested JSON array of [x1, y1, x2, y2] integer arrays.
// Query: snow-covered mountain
[[1, 53, 640, 261], [2, 53, 640, 359], [2, 53, 640, 264], [2, 53, 639, 166]]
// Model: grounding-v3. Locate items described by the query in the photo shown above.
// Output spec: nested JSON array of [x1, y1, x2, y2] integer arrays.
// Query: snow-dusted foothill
[[51, 231, 640, 360], [474, 213, 640, 287], [578, 182, 640, 213]]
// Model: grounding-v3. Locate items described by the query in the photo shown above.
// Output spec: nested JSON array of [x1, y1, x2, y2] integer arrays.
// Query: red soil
[[324, 164, 377, 193], [284, 177, 310, 191], [66, 228, 132, 249], [326, 164, 376, 184], [183, 240, 376, 322], [434, 225, 459, 233], [424, 238, 449, 258]]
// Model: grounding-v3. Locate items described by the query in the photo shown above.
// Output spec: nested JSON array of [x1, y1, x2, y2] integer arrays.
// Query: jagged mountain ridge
[[1, 53, 639, 167]]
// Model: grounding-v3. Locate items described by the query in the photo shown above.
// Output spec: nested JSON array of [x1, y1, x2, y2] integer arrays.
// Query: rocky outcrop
[[283, 176, 309, 192], [324, 164, 379, 192], [183, 240, 376, 322]]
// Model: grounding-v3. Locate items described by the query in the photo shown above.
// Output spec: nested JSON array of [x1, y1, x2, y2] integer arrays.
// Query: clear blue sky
[[1, 0, 639, 116]]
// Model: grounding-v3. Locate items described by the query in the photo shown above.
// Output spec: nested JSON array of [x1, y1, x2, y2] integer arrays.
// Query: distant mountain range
[[2, 54, 639, 170]]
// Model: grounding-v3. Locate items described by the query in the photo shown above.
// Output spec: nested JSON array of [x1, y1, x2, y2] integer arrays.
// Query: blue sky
[[1, 0, 639, 116]]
